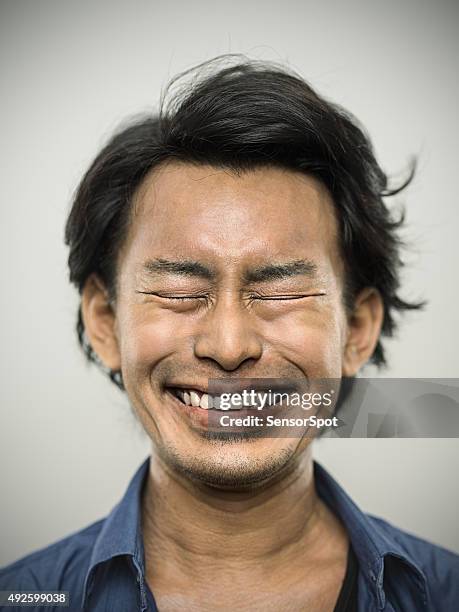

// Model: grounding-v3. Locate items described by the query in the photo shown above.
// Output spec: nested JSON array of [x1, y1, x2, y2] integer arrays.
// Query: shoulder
[[0, 519, 105, 593], [368, 514, 459, 608]]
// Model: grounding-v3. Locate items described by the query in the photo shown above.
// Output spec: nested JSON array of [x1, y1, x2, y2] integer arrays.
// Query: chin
[[159, 437, 299, 490]]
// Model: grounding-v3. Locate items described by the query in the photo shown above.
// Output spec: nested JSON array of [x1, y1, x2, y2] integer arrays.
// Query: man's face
[[111, 162, 350, 486]]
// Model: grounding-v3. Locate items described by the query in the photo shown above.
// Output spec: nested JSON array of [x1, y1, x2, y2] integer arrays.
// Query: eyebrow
[[142, 258, 215, 280], [243, 259, 319, 283], [141, 258, 319, 283]]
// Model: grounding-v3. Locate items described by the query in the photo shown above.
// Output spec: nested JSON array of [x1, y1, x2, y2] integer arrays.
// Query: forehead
[[121, 161, 342, 273]]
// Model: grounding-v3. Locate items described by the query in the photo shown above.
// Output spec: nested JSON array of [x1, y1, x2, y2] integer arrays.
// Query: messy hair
[[65, 55, 424, 389]]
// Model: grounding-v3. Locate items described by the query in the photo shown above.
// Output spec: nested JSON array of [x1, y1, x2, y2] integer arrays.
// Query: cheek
[[261, 303, 345, 376], [117, 308, 182, 377]]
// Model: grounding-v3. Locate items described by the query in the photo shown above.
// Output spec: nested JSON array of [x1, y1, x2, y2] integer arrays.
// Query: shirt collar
[[314, 461, 429, 610], [82, 457, 429, 611], [82, 458, 150, 610]]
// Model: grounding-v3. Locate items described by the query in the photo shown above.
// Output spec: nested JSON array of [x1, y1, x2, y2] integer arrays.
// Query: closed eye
[[249, 293, 326, 301], [135, 291, 325, 302], [136, 291, 207, 300]]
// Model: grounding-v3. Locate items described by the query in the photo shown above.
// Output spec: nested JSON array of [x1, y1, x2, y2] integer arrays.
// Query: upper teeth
[[173, 388, 237, 410], [172, 388, 277, 411], [199, 393, 209, 409], [175, 388, 213, 409]]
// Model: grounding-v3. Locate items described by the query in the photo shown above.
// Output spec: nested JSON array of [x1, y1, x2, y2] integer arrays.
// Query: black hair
[[65, 55, 424, 390]]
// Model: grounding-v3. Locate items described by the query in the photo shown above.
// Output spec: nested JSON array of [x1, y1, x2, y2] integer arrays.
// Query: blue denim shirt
[[1, 457, 458, 611]]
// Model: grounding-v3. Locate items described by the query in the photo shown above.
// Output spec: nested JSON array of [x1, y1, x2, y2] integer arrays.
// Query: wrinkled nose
[[193, 296, 263, 371]]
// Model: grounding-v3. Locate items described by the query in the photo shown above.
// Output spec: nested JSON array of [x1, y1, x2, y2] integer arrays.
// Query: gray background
[[1, 0, 458, 565]]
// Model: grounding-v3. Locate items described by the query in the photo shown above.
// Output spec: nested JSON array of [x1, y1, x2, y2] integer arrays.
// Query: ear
[[81, 274, 121, 371], [342, 287, 384, 377]]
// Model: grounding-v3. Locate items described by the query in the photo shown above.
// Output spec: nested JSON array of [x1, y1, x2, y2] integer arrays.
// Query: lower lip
[[164, 389, 289, 433], [165, 389, 211, 428]]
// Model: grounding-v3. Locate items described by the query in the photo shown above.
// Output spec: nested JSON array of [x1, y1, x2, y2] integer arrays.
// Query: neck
[[141, 444, 346, 584]]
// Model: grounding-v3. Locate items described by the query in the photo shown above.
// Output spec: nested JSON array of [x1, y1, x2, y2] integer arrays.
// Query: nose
[[193, 292, 263, 372]]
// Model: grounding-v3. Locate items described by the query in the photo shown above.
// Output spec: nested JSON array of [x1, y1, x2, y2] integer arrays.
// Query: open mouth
[[168, 387, 213, 410], [167, 386, 288, 411]]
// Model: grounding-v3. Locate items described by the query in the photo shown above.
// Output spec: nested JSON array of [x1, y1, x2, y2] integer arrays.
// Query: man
[[1, 57, 458, 611]]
